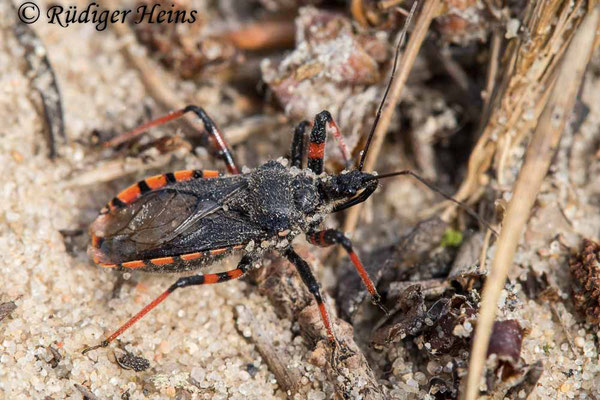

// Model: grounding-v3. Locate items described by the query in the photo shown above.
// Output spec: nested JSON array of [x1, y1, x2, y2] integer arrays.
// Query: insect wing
[[91, 179, 247, 264]]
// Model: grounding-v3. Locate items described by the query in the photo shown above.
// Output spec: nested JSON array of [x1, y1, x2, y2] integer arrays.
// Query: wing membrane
[[93, 179, 251, 263]]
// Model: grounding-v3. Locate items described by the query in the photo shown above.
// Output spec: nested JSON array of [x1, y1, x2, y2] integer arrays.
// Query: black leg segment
[[307, 110, 351, 174], [291, 120, 310, 169], [182, 105, 240, 175], [282, 247, 336, 343]]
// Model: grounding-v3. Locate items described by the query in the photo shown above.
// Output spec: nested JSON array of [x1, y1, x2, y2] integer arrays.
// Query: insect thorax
[[239, 161, 327, 235]]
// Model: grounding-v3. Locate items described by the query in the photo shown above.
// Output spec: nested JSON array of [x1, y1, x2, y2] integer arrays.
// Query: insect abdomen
[[91, 245, 245, 273]]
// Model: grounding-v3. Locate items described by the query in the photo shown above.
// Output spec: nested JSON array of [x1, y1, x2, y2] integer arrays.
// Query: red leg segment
[[307, 111, 352, 174], [105, 105, 240, 175], [325, 116, 351, 167], [307, 229, 388, 314], [82, 256, 252, 354]]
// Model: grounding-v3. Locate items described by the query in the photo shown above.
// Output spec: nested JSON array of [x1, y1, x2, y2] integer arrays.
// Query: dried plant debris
[[422, 294, 478, 357], [262, 6, 388, 141], [447, 232, 486, 290], [342, 217, 481, 339], [351, 0, 407, 29], [45, 345, 62, 369], [371, 284, 428, 348], [131, 1, 238, 79], [254, 251, 386, 400], [482, 320, 531, 397], [486, 320, 524, 380], [351, 0, 491, 43], [502, 360, 544, 400], [372, 284, 479, 397], [115, 350, 151, 372], [434, 0, 489, 45], [0, 301, 17, 323], [11, 3, 65, 159], [451, 0, 588, 204], [337, 218, 474, 323], [385, 217, 455, 282], [374, 290, 529, 397], [401, 87, 462, 180], [518, 267, 560, 302], [372, 283, 479, 354], [371, 251, 530, 398], [570, 239, 600, 324], [130, 0, 295, 80]]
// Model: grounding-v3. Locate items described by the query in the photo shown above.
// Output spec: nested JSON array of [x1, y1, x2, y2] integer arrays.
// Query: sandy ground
[[0, 2, 293, 399], [1, 1, 600, 399]]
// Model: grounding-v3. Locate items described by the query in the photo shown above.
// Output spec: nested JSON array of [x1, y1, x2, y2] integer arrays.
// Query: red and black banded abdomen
[[89, 170, 265, 273]]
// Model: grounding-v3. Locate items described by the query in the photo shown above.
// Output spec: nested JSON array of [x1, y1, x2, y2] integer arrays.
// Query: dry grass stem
[[342, 0, 443, 237], [62, 155, 177, 188], [479, 32, 501, 131], [448, 0, 588, 210], [463, 7, 600, 399], [11, 2, 65, 159]]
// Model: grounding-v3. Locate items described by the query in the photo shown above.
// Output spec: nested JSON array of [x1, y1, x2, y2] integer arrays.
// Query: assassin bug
[[84, 106, 389, 352], [82, 5, 493, 354]]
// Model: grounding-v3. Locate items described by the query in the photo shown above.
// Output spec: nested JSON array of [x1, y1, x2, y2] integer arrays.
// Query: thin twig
[[62, 155, 176, 188], [478, 228, 493, 274], [463, 7, 600, 399], [343, 0, 442, 237], [11, 0, 65, 159], [105, 1, 191, 121], [549, 303, 579, 356], [479, 32, 501, 133]]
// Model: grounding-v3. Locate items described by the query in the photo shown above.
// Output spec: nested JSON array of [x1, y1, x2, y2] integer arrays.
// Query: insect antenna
[[358, 1, 418, 171], [364, 171, 499, 236], [353, 2, 497, 237]]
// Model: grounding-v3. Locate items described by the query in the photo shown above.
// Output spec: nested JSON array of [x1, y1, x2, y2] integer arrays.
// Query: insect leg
[[182, 106, 239, 175], [290, 120, 310, 169], [82, 256, 253, 354], [105, 105, 240, 175], [282, 247, 336, 343], [307, 229, 388, 315], [320, 112, 352, 167], [307, 110, 352, 174]]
